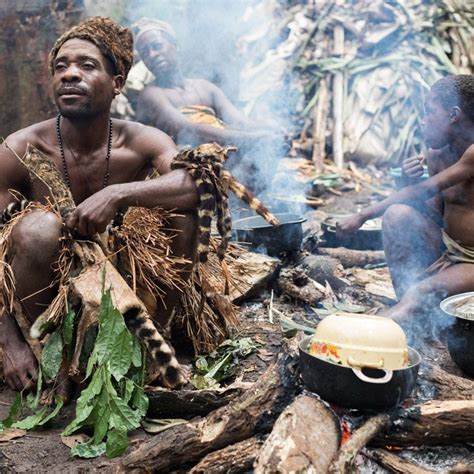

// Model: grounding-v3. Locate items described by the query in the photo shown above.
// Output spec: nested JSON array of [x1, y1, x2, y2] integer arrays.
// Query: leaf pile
[[191, 337, 259, 390], [62, 289, 148, 458]]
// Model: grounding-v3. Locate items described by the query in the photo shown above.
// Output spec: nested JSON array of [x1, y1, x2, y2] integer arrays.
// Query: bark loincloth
[[178, 105, 226, 129], [424, 230, 474, 277]]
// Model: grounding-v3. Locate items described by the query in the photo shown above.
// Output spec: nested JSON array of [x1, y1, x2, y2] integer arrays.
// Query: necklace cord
[[56, 114, 113, 190]]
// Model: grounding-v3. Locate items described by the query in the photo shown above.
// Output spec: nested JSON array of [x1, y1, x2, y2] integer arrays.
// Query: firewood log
[[367, 448, 437, 474], [317, 247, 386, 268], [118, 339, 301, 472], [255, 394, 340, 473], [189, 436, 263, 474]]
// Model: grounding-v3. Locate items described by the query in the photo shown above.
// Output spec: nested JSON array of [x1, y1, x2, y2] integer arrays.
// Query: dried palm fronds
[[112, 207, 189, 308]]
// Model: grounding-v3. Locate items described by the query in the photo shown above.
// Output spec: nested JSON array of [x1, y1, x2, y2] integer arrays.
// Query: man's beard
[[57, 103, 97, 119]]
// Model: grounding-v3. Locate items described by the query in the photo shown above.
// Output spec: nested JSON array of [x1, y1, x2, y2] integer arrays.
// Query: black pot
[[299, 336, 420, 410], [440, 293, 474, 376], [321, 220, 383, 251], [233, 213, 306, 256]]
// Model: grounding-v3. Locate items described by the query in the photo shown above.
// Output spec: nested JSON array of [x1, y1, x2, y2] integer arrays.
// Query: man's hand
[[402, 155, 425, 180], [336, 214, 365, 237], [66, 185, 121, 236], [2, 337, 38, 391]]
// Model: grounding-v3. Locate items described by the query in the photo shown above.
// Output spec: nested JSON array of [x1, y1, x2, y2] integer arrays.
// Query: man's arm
[[66, 125, 199, 236], [338, 145, 474, 234], [137, 86, 273, 147]]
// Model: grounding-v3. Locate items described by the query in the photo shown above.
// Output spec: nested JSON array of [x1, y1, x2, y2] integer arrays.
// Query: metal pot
[[299, 336, 421, 410], [233, 213, 306, 256], [440, 293, 474, 377], [321, 216, 383, 250]]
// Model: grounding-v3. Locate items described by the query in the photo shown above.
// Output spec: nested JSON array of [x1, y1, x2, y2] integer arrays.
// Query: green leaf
[[106, 378, 141, 432], [37, 400, 64, 427], [105, 429, 128, 458], [71, 441, 106, 458], [63, 308, 76, 359], [1, 394, 22, 429], [131, 386, 149, 419], [26, 366, 43, 411], [95, 291, 128, 366], [12, 406, 48, 430], [41, 331, 63, 381], [131, 337, 142, 368], [108, 328, 133, 382], [63, 368, 104, 436], [91, 387, 111, 444]]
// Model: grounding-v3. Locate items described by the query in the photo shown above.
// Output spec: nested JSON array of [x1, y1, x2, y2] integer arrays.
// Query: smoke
[[85, 0, 305, 208]]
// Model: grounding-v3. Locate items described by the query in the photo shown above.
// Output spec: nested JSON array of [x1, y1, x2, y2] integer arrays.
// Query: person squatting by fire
[[0, 17, 277, 399], [337, 75, 474, 324]]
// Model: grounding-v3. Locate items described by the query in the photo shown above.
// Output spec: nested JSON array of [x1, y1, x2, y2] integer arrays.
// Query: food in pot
[[444, 295, 474, 320]]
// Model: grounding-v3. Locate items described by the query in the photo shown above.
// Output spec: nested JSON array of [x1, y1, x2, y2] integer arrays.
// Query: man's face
[[422, 92, 452, 150], [136, 30, 177, 79], [52, 39, 120, 119]]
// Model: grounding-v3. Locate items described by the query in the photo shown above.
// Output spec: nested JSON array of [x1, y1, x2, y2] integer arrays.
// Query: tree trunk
[[255, 394, 340, 473], [119, 339, 301, 472]]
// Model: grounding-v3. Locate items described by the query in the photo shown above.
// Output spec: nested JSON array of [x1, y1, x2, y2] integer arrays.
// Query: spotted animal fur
[[9, 144, 183, 388], [0, 199, 29, 225], [171, 143, 279, 263]]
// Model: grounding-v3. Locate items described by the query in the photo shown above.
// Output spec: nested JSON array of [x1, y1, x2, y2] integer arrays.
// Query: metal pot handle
[[352, 369, 393, 384]]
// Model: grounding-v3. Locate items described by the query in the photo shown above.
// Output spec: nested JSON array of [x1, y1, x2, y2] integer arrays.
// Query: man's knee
[[382, 204, 417, 232], [10, 211, 62, 262]]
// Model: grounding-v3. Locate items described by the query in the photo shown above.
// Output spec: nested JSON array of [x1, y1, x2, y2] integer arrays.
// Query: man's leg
[[386, 262, 474, 324], [382, 204, 443, 298], [153, 210, 198, 328], [0, 210, 62, 391]]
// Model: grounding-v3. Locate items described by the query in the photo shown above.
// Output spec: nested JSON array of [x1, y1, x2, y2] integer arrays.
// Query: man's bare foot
[[1, 337, 38, 392]]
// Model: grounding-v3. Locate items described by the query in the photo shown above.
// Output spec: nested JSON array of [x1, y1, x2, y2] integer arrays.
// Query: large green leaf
[[71, 441, 106, 458], [12, 406, 48, 430], [41, 331, 63, 381], [0, 394, 22, 429], [63, 308, 76, 360], [108, 328, 133, 382], [105, 429, 129, 458]]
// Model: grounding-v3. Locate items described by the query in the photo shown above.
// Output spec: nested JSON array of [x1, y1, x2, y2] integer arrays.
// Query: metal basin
[[233, 213, 306, 255]]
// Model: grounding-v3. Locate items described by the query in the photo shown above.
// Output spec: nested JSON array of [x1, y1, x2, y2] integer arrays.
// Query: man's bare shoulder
[[3, 119, 56, 157], [116, 119, 176, 153]]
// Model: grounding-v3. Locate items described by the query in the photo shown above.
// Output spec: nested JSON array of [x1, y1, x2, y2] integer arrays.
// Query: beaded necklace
[[56, 114, 113, 189]]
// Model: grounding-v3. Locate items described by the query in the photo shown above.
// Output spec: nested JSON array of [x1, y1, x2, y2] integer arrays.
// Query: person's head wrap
[[49, 17, 134, 80], [131, 18, 177, 47]]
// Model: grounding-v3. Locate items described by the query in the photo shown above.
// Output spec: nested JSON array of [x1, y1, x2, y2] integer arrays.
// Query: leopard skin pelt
[[171, 143, 279, 263]]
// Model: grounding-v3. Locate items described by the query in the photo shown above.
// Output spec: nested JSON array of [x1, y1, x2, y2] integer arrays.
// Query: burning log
[[118, 339, 300, 472], [424, 366, 474, 401], [189, 436, 263, 474], [277, 267, 324, 304], [376, 400, 474, 447], [367, 448, 437, 474], [254, 394, 341, 473], [329, 414, 390, 474], [317, 247, 386, 268]]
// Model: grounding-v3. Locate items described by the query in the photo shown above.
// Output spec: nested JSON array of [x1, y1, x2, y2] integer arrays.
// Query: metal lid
[[440, 292, 474, 321]]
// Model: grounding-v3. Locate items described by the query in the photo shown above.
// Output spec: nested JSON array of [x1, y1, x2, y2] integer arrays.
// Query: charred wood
[[189, 436, 263, 474], [145, 384, 248, 419], [317, 247, 386, 268], [367, 448, 436, 473], [329, 414, 390, 474], [119, 339, 301, 472], [255, 394, 340, 473], [425, 366, 474, 401], [376, 400, 474, 447], [277, 267, 324, 304]]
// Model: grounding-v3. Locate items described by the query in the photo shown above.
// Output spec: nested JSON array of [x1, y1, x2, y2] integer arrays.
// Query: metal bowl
[[233, 213, 306, 256]]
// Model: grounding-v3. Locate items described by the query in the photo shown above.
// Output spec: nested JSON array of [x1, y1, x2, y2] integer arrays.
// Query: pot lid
[[440, 292, 474, 321], [323, 215, 382, 231]]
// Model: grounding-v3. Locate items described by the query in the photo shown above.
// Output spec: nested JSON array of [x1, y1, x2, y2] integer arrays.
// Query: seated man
[[337, 75, 474, 323], [131, 18, 279, 149], [0, 17, 199, 394]]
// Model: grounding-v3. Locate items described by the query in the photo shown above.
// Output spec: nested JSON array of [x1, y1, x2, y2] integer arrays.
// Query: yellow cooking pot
[[309, 313, 409, 371]]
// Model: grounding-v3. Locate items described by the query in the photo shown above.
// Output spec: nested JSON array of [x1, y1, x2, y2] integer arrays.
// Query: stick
[[329, 414, 390, 474], [332, 24, 345, 169]]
